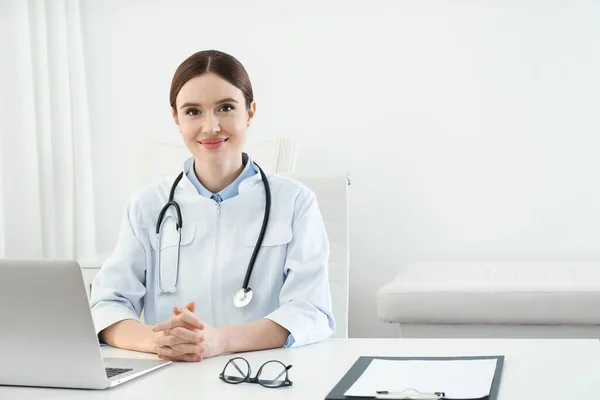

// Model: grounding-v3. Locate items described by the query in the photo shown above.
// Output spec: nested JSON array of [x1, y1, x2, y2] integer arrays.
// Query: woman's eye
[[185, 108, 199, 116], [219, 104, 234, 112]]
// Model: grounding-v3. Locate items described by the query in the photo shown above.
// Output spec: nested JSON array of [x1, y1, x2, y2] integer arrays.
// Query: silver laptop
[[0, 259, 171, 389]]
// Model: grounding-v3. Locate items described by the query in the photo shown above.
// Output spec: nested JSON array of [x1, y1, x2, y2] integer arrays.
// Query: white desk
[[2, 338, 600, 399]]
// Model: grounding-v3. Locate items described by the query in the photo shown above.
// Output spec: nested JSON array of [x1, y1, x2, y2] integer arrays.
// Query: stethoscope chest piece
[[234, 288, 253, 308]]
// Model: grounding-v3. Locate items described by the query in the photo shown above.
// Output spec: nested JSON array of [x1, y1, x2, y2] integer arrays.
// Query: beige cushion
[[377, 262, 600, 325]]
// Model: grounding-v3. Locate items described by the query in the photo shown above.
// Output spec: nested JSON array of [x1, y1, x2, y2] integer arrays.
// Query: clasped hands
[[151, 301, 224, 362]]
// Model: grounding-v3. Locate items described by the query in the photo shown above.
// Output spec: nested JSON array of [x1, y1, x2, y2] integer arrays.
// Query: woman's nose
[[203, 114, 221, 135]]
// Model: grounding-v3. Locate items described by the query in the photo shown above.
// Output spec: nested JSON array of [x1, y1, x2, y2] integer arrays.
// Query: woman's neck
[[194, 155, 244, 194]]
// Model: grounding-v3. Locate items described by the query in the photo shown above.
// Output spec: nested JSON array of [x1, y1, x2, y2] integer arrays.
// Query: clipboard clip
[[375, 388, 445, 399]]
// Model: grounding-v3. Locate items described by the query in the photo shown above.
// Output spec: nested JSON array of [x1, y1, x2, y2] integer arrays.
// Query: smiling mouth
[[199, 138, 228, 149]]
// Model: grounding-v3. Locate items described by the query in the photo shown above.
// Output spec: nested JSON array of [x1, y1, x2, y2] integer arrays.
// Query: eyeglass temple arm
[[231, 360, 247, 377], [272, 365, 293, 382]]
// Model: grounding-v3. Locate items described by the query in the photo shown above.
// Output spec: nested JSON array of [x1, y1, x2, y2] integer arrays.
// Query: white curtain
[[0, 0, 96, 262]]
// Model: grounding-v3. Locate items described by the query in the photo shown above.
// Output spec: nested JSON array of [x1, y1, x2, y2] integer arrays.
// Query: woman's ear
[[247, 101, 257, 126], [171, 107, 180, 128]]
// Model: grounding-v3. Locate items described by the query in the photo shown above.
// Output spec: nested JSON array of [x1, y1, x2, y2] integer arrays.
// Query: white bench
[[377, 262, 600, 338]]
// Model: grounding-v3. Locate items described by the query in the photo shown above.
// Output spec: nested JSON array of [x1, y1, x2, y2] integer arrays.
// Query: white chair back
[[285, 172, 351, 338]]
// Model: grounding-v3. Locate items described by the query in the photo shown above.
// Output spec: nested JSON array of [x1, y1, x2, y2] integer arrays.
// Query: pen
[[375, 389, 445, 399]]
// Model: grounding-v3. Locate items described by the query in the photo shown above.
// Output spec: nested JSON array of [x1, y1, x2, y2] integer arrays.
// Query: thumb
[[185, 301, 196, 313], [173, 301, 196, 315]]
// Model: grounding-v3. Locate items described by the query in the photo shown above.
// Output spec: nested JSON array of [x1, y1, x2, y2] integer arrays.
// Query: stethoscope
[[155, 162, 271, 308]]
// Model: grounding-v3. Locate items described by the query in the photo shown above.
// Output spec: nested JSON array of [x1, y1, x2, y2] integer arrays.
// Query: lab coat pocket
[[148, 217, 197, 295], [240, 221, 292, 278], [148, 217, 197, 250], [241, 221, 293, 247]]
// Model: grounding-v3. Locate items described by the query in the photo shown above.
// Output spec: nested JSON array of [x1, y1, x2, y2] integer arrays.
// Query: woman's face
[[172, 72, 255, 165]]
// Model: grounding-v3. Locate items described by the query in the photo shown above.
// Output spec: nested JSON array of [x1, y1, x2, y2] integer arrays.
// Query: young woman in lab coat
[[90, 50, 335, 362]]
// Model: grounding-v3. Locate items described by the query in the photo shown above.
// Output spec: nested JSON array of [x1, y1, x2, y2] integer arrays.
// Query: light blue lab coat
[[90, 154, 335, 348]]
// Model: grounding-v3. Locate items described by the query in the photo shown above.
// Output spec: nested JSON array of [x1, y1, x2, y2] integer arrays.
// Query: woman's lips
[[199, 138, 228, 150]]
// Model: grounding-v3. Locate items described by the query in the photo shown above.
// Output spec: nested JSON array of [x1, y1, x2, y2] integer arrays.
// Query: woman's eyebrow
[[179, 98, 238, 110], [215, 98, 239, 105], [179, 102, 199, 110]]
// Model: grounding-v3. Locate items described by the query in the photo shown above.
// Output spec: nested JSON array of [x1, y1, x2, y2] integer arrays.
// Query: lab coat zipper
[[210, 201, 221, 326]]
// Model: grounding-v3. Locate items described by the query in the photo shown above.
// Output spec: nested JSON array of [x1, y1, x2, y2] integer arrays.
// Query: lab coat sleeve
[[89, 199, 147, 336], [264, 189, 336, 347]]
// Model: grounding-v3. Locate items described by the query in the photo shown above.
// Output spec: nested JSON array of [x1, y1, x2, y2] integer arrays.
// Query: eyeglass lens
[[257, 361, 287, 388], [223, 358, 250, 383]]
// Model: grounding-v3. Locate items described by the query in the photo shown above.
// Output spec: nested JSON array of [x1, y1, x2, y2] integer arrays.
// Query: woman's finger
[[155, 345, 185, 358], [158, 353, 203, 362], [184, 301, 195, 313], [178, 353, 203, 362], [175, 308, 204, 330], [153, 318, 180, 332], [170, 342, 204, 355], [153, 313, 203, 332], [169, 326, 205, 343], [154, 334, 187, 347], [173, 302, 196, 316]]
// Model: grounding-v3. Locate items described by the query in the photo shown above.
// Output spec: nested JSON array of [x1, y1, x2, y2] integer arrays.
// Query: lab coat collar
[[180, 153, 265, 196]]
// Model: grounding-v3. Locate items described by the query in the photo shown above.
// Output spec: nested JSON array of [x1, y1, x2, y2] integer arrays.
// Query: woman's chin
[[193, 149, 239, 165]]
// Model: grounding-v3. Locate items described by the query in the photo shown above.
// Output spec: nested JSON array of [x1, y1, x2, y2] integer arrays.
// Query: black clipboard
[[324, 355, 504, 400]]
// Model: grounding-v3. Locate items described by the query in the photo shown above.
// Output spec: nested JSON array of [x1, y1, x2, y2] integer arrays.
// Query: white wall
[[80, 0, 600, 338]]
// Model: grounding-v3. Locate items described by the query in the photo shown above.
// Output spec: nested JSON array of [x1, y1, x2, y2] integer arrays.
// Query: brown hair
[[169, 50, 254, 111]]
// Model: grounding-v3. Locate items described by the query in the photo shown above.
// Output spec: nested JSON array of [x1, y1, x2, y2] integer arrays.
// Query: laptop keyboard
[[106, 367, 133, 378]]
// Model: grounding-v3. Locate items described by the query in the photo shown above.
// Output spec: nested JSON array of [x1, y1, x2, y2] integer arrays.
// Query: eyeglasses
[[219, 357, 293, 388]]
